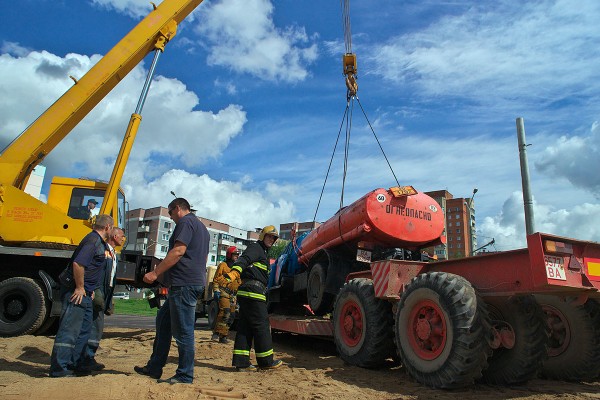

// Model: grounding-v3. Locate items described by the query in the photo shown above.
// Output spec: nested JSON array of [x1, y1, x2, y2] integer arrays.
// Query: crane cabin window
[[68, 188, 105, 220]]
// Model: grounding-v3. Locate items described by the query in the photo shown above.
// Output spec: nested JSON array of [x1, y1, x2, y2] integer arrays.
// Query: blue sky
[[2, 0, 600, 251]]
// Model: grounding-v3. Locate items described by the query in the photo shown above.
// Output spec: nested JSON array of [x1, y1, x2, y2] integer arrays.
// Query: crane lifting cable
[[312, 0, 401, 223]]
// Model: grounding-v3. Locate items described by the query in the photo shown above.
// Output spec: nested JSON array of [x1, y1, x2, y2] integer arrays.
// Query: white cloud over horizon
[[0, 46, 297, 231]]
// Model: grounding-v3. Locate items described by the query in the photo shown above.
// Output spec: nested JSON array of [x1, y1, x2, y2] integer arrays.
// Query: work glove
[[213, 290, 221, 300]]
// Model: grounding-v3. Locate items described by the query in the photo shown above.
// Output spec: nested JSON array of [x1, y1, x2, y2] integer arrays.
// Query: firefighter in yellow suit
[[211, 246, 241, 343], [224, 225, 284, 371]]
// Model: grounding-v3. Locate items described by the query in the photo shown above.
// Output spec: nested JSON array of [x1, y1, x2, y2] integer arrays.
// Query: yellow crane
[[0, 0, 203, 336]]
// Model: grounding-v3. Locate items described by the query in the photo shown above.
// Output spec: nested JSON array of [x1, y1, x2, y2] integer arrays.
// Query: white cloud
[[480, 192, 600, 251], [1, 41, 32, 57], [195, 0, 318, 82], [0, 49, 297, 229], [536, 121, 600, 197], [90, 0, 156, 19], [126, 169, 296, 230], [367, 0, 600, 111]]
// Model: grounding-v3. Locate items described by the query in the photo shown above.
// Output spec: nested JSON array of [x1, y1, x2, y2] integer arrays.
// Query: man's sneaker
[[134, 365, 161, 379], [157, 376, 191, 384], [211, 333, 220, 341], [261, 359, 284, 370], [235, 364, 258, 372], [219, 336, 230, 344]]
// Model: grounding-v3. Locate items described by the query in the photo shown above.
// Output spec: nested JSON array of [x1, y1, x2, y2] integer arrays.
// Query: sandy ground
[[1, 326, 600, 400]]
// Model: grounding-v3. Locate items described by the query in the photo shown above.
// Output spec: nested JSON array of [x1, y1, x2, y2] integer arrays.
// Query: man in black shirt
[[134, 198, 209, 384]]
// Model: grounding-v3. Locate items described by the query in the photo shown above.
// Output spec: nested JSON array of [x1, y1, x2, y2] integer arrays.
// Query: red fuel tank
[[298, 187, 445, 264]]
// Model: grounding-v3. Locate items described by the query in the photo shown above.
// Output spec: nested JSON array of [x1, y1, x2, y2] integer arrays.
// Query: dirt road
[[1, 327, 599, 400]]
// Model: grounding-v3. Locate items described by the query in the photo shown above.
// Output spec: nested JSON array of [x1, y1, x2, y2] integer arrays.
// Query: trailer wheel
[[536, 295, 600, 381], [333, 278, 394, 367], [207, 300, 219, 330], [307, 263, 333, 315], [396, 272, 491, 389], [0, 277, 47, 337], [481, 295, 548, 385]]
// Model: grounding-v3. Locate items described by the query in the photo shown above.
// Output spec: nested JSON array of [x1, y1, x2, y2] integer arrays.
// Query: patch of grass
[[113, 299, 157, 316]]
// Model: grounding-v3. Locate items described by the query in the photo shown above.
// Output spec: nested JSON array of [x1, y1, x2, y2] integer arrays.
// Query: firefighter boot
[[261, 359, 283, 370]]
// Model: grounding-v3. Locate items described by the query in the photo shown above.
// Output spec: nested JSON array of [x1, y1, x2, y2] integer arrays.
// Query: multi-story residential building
[[279, 221, 321, 240], [125, 207, 259, 266], [424, 190, 477, 260]]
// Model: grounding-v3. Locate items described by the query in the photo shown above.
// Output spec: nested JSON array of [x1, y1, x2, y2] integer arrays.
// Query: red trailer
[[269, 232, 600, 389]]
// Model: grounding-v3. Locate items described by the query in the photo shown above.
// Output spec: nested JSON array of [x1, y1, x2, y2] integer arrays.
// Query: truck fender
[[38, 270, 62, 316], [37, 270, 58, 302]]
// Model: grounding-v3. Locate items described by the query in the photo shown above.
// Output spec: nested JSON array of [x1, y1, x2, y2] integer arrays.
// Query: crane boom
[[0, 0, 202, 190]]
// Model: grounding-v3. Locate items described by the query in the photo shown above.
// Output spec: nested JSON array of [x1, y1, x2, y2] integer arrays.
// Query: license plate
[[356, 249, 372, 263], [544, 255, 566, 281]]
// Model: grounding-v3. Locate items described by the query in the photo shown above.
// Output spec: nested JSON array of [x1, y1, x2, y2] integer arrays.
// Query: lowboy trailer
[[269, 231, 600, 389]]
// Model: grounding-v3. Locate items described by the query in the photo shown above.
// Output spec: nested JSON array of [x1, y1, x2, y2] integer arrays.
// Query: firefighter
[[224, 225, 283, 371], [211, 246, 241, 343]]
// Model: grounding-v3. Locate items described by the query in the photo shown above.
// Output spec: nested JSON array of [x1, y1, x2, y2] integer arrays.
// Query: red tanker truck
[[267, 186, 600, 389], [268, 186, 445, 315]]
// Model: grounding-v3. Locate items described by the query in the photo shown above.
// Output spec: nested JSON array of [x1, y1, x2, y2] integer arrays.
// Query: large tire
[[333, 278, 394, 367], [35, 316, 59, 336], [482, 295, 548, 385], [395, 272, 491, 389], [536, 295, 600, 381], [307, 263, 333, 315], [207, 300, 219, 330], [0, 277, 47, 337]]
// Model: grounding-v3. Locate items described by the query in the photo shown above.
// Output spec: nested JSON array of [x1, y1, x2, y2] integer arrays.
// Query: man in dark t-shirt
[[50, 214, 113, 378], [134, 198, 209, 384]]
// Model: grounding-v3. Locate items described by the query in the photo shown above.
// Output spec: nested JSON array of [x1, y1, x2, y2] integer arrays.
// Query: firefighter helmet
[[259, 225, 279, 241], [226, 246, 239, 259]]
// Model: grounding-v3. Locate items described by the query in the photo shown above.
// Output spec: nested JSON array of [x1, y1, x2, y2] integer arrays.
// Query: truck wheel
[[333, 278, 394, 367], [307, 263, 333, 315], [35, 316, 59, 336], [536, 295, 600, 381], [396, 272, 491, 389], [0, 277, 47, 337], [207, 300, 219, 330], [481, 295, 548, 385]]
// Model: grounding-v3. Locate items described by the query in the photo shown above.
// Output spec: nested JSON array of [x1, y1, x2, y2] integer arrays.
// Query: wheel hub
[[542, 304, 570, 357], [415, 318, 432, 340], [340, 300, 363, 347], [407, 299, 447, 360], [5, 297, 26, 320]]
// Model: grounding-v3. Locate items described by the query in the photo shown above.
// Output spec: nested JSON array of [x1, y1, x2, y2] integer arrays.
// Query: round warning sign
[[376, 194, 386, 203]]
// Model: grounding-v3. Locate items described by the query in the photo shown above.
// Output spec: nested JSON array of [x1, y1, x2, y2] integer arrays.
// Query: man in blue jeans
[[49, 214, 113, 377], [134, 198, 209, 384]]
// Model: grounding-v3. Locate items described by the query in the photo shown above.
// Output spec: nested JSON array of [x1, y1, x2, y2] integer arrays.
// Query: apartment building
[[424, 190, 477, 260], [279, 221, 321, 240]]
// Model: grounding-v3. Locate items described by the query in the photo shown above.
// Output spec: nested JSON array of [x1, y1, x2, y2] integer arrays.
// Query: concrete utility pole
[[516, 117, 536, 235], [468, 188, 478, 256]]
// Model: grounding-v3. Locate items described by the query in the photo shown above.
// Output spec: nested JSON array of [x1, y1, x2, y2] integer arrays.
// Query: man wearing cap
[[76, 198, 99, 219]]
